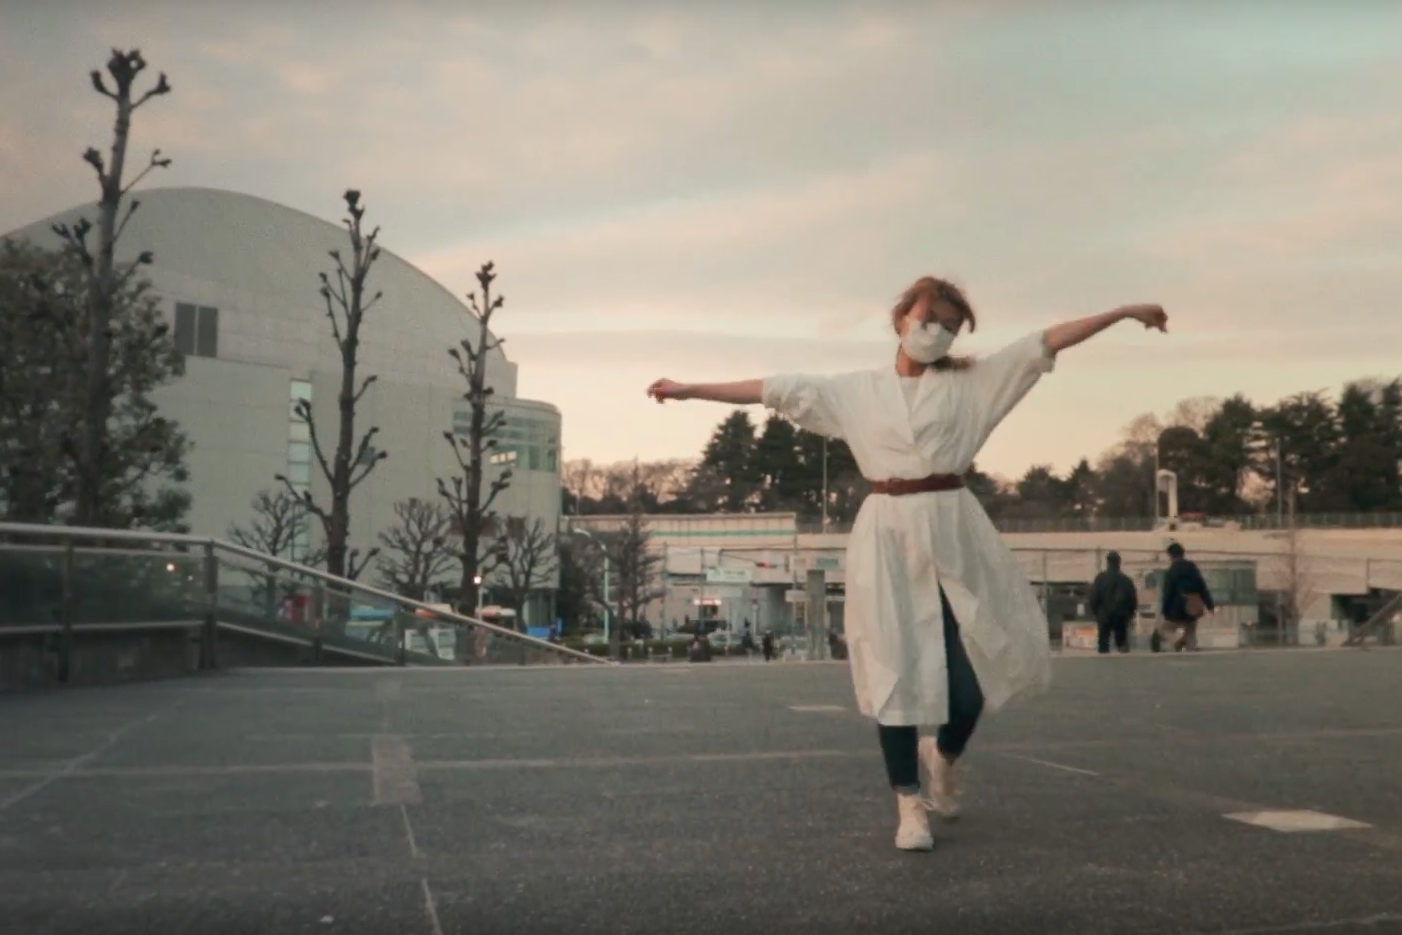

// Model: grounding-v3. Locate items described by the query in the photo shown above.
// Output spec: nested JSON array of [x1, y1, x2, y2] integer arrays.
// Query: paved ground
[[2, 650, 1402, 935]]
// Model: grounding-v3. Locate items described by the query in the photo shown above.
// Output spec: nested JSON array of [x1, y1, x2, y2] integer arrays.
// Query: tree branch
[[275, 472, 329, 525], [348, 427, 386, 491], [347, 546, 380, 581], [296, 399, 335, 486], [361, 289, 385, 317], [114, 252, 154, 290], [352, 374, 378, 405], [119, 150, 172, 197], [52, 218, 95, 267], [481, 471, 513, 515], [90, 69, 117, 100], [132, 72, 171, 109], [318, 275, 345, 348], [113, 198, 141, 244], [81, 146, 107, 186]]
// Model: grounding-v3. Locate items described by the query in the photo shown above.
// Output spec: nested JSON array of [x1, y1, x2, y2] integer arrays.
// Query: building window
[[290, 380, 312, 421], [455, 410, 559, 472], [174, 304, 195, 355], [287, 380, 313, 495], [173, 303, 219, 358]]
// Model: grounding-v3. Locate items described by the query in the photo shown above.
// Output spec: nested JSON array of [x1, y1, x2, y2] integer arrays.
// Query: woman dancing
[[647, 277, 1168, 852]]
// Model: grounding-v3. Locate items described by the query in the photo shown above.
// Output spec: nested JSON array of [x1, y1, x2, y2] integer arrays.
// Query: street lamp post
[[821, 437, 829, 533], [1275, 437, 1286, 646]]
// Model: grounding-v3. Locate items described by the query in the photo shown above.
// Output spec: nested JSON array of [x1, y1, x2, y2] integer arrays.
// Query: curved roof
[[2, 187, 513, 393]]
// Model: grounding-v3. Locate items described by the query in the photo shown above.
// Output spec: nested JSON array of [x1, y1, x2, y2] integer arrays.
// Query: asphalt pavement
[[2, 649, 1401, 935]]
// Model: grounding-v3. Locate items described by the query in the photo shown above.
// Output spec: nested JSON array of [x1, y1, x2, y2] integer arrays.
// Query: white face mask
[[900, 320, 957, 364]]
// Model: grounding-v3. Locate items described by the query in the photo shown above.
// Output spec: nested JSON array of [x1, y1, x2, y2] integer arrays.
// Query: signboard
[[705, 567, 753, 585], [815, 557, 841, 571], [698, 586, 744, 600]]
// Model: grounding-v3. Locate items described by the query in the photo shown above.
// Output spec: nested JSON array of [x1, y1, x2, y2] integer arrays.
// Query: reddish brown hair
[[890, 276, 978, 370]]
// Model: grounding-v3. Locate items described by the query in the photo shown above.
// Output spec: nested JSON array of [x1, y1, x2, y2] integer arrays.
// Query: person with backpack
[[1156, 542, 1214, 652], [1089, 551, 1138, 654]]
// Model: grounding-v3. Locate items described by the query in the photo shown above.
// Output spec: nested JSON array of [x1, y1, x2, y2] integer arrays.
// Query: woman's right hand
[[1120, 304, 1168, 332], [647, 378, 688, 403]]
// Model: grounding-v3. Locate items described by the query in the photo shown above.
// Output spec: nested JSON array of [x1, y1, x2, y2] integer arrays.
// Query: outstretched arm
[[1044, 304, 1167, 355], [647, 378, 763, 406]]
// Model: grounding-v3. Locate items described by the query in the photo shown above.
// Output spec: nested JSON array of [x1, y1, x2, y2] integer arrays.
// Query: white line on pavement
[[421, 878, 445, 935], [997, 753, 1100, 777], [0, 712, 158, 812]]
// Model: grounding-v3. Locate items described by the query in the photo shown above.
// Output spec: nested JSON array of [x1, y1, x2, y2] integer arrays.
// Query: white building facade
[[6, 187, 562, 624]]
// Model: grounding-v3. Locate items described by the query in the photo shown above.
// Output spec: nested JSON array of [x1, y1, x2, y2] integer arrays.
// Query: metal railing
[[0, 522, 609, 678], [799, 512, 1402, 536]]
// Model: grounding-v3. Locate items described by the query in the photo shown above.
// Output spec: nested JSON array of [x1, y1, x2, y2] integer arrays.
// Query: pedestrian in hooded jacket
[[1089, 551, 1138, 654]]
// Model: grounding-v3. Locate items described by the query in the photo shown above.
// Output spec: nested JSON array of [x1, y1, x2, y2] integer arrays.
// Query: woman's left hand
[[1120, 304, 1168, 332]]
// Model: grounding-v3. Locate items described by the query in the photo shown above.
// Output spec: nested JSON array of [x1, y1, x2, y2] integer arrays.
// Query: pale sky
[[3, 1, 1401, 480]]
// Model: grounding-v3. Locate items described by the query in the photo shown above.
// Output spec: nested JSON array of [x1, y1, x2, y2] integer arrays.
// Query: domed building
[[4, 187, 561, 623]]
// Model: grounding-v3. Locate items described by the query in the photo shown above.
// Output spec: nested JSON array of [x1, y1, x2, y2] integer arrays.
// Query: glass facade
[[288, 380, 313, 560], [453, 407, 559, 473]]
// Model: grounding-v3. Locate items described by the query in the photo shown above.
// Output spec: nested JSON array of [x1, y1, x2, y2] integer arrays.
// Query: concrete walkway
[[2, 651, 1402, 934]]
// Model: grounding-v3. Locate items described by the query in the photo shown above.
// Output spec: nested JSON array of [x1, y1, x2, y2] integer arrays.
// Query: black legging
[[877, 587, 985, 792]]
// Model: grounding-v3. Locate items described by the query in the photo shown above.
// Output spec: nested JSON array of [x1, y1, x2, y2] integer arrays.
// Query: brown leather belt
[[869, 473, 965, 496]]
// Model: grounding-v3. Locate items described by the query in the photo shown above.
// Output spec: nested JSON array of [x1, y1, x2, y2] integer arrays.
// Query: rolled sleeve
[[762, 373, 844, 438]]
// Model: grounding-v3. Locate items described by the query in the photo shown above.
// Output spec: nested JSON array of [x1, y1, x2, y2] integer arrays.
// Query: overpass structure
[[564, 513, 1402, 650]]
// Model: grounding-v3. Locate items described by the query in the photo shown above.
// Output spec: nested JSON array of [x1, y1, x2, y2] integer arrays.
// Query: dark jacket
[[1089, 568, 1138, 623], [1160, 559, 1215, 623]]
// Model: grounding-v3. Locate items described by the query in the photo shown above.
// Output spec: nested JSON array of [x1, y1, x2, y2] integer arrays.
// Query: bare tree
[[602, 487, 664, 657], [491, 517, 558, 629], [377, 498, 457, 601], [437, 261, 511, 621], [277, 189, 386, 581], [50, 49, 176, 527], [228, 488, 321, 561], [227, 488, 324, 616], [1275, 489, 1317, 646]]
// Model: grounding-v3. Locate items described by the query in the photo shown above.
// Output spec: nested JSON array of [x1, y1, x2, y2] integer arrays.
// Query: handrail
[[0, 521, 611, 666], [0, 522, 205, 546], [1343, 590, 1402, 647]]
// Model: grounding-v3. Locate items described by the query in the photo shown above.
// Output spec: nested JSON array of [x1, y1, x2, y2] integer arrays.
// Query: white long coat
[[762, 332, 1056, 727]]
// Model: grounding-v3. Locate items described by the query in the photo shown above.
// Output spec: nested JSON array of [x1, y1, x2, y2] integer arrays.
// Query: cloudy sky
[[3, 1, 1401, 480]]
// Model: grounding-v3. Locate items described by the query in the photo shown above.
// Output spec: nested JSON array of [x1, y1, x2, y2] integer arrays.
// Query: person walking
[[761, 630, 776, 662], [646, 276, 1168, 851], [1157, 542, 1214, 652], [1089, 551, 1138, 654]]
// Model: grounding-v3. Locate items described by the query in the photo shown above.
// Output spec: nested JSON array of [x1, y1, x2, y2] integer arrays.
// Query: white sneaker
[[894, 791, 934, 852], [918, 736, 963, 820]]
